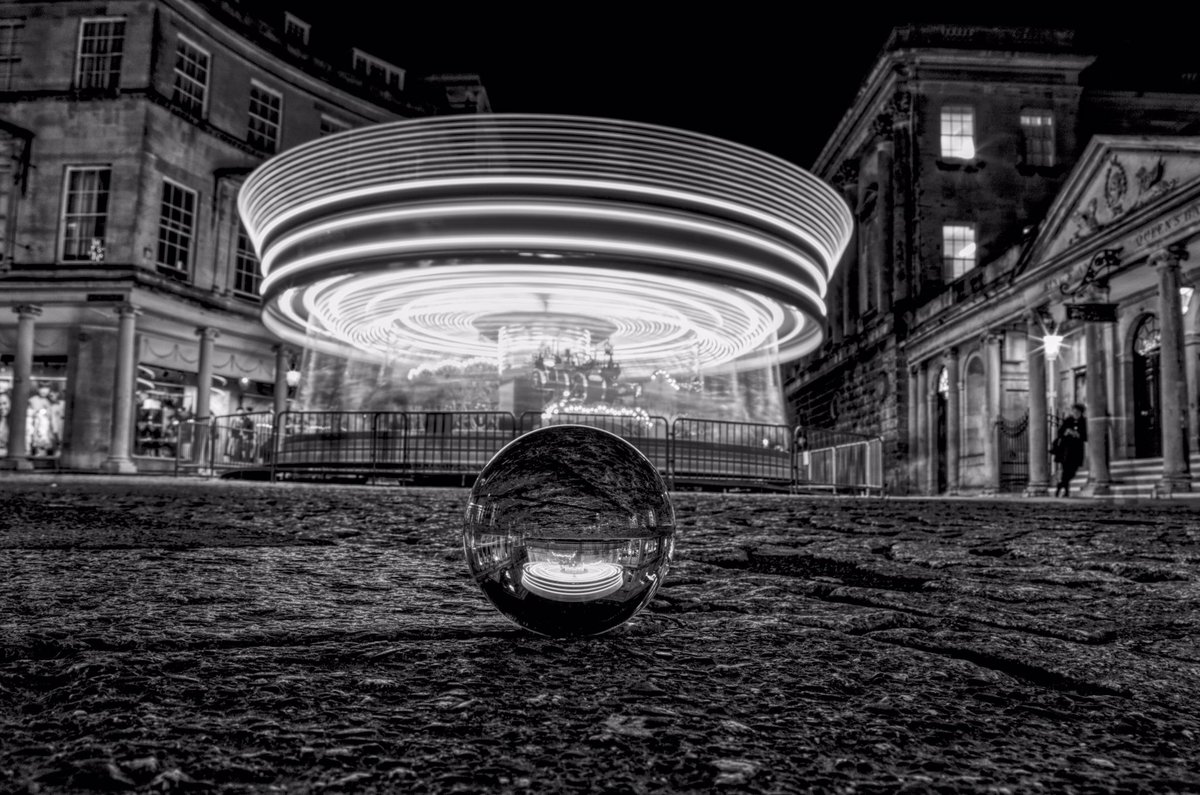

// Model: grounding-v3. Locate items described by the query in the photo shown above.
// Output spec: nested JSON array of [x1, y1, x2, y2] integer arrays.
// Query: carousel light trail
[[238, 115, 853, 372]]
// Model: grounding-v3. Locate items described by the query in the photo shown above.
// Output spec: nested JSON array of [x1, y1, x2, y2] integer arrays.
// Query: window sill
[[935, 159, 985, 173], [1016, 163, 1062, 177]]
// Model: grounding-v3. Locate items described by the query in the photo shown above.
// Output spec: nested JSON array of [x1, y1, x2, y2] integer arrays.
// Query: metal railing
[[182, 410, 885, 495]]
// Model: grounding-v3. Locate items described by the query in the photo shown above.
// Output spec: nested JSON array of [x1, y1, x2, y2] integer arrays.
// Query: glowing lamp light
[[463, 425, 675, 637], [1043, 333, 1064, 364], [285, 368, 301, 388]]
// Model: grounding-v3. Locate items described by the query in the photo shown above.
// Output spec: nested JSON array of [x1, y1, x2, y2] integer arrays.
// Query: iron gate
[[998, 411, 1029, 493]]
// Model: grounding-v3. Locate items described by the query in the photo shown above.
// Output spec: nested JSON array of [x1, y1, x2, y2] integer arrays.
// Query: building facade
[[786, 25, 1200, 496], [0, 0, 488, 472]]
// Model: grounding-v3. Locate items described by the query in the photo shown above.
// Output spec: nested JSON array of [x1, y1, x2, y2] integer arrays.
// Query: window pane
[[76, 18, 125, 90], [233, 224, 261, 298], [940, 106, 975, 159], [942, 224, 976, 280], [156, 180, 196, 279], [61, 167, 111, 261], [1020, 111, 1055, 167], [247, 83, 281, 153], [171, 37, 209, 116], [0, 20, 22, 90]]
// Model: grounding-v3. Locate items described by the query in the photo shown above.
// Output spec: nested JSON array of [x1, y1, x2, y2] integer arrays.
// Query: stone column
[[927, 363, 939, 494], [1084, 302, 1112, 496], [1025, 314, 1050, 496], [101, 303, 141, 473], [983, 333, 1003, 493], [907, 364, 918, 492], [195, 327, 219, 423], [1186, 326, 1200, 460], [3, 304, 42, 470], [916, 361, 928, 495], [193, 327, 219, 466], [273, 344, 290, 417], [1154, 247, 1191, 494], [944, 347, 960, 494]]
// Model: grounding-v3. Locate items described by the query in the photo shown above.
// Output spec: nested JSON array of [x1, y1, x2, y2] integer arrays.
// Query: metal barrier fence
[[521, 411, 672, 474], [671, 418, 793, 489], [792, 427, 885, 495], [189, 410, 885, 494]]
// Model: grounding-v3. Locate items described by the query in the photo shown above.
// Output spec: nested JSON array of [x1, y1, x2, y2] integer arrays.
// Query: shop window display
[[0, 357, 68, 458], [135, 365, 195, 458]]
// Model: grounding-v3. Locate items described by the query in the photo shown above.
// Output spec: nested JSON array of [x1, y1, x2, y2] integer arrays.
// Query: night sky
[[257, 2, 1182, 167]]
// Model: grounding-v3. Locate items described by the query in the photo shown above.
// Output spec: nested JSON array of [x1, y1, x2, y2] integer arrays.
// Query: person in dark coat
[[1052, 403, 1087, 497]]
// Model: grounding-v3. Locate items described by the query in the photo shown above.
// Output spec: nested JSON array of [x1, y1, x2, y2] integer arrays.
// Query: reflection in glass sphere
[[463, 425, 676, 637]]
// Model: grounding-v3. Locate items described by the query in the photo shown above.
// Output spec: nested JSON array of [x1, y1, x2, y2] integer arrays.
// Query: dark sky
[[260, 2, 1179, 168]]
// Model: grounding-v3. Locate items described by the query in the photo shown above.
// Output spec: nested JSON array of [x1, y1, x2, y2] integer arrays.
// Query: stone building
[[0, 0, 488, 472], [787, 25, 1200, 496]]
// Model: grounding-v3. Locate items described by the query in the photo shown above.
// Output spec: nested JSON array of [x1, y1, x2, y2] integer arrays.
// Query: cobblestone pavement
[[1, 475, 1199, 794]]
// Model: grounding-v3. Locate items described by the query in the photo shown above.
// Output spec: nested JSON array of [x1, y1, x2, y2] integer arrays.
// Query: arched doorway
[[936, 366, 949, 493], [1133, 314, 1162, 459]]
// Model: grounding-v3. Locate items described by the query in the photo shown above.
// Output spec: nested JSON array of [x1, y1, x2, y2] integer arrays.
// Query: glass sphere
[[463, 424, 676, 637]]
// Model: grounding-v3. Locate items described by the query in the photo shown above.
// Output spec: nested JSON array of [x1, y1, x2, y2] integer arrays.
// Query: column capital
[[13, 304, 42, 318], [909, 363, 919, 377], [1151, 242, 1190, 270], [115, 302, 142, 318], [942, 346, 959, 361], [196, 326, 221, 341]]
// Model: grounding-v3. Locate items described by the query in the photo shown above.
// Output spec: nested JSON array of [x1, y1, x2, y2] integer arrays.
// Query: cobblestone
[[1, 475, 1199, 793]]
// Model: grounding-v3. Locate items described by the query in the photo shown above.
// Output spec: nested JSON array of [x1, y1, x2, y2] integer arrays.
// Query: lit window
[[233, 224, 260, 298], [61, 166, 112, 262], [942, 224, 976, 279], [352, 48, 404, 91], [171, 35, 209, 116], [940, 106, 975, 160], [318, 114, 351, 137], [283, 13, 310, 46], [937, 367, 949, 395], [1020, 111, 1055, 167], [76, 18, 125, 90], [156, 180, 196, 279], [0, 19, 22, 90], [247, 80, 282, 153]]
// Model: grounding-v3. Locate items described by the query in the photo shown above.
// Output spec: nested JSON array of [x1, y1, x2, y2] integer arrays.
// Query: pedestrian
[[1052, 403, 1087, 497]]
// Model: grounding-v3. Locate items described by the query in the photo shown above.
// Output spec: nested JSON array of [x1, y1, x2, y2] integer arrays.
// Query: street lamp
[[1043, 332, 1064, 419]]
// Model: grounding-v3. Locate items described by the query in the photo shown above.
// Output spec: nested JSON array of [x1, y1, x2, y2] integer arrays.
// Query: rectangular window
[[247, 80, 282, 153], [233, 224, 260, 298], [939, 105, 975, 160], [942, 223, 977, 279], [156, 180, 196, 279], [318, 114, 350, 137], [171, 35, 209, 116], [352, 48, 404, 91], [283, 13, 310, 45], [0, 19, 22, 90], [61, 166, 112, 261], [76, 17, 125, 90], [1020, 110, 1055, 167]]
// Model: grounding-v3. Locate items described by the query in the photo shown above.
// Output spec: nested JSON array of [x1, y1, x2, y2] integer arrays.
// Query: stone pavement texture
[[1, 476, 1199, 794]]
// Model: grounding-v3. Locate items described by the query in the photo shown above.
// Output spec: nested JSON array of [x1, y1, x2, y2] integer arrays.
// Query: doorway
[[936, 366, 948, 493], [1133, 314, 1162, 458]]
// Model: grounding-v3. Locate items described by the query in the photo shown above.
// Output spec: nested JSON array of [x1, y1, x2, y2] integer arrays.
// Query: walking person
[[1052, 403, 1087, 497]]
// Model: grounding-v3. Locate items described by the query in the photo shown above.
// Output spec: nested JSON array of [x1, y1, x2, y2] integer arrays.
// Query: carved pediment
[[1028, 137, 1200, 266]]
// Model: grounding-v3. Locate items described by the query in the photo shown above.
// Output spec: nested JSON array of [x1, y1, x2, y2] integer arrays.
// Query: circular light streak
[[238, 114, 853, 371]]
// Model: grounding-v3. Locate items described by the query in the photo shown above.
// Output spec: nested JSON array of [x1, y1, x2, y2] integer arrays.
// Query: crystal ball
[[463, 424, 676, 637]]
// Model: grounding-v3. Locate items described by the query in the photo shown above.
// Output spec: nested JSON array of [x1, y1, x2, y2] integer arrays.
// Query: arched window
[[964, 357, 986, 456], [1134, 314, 1161, 357]]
